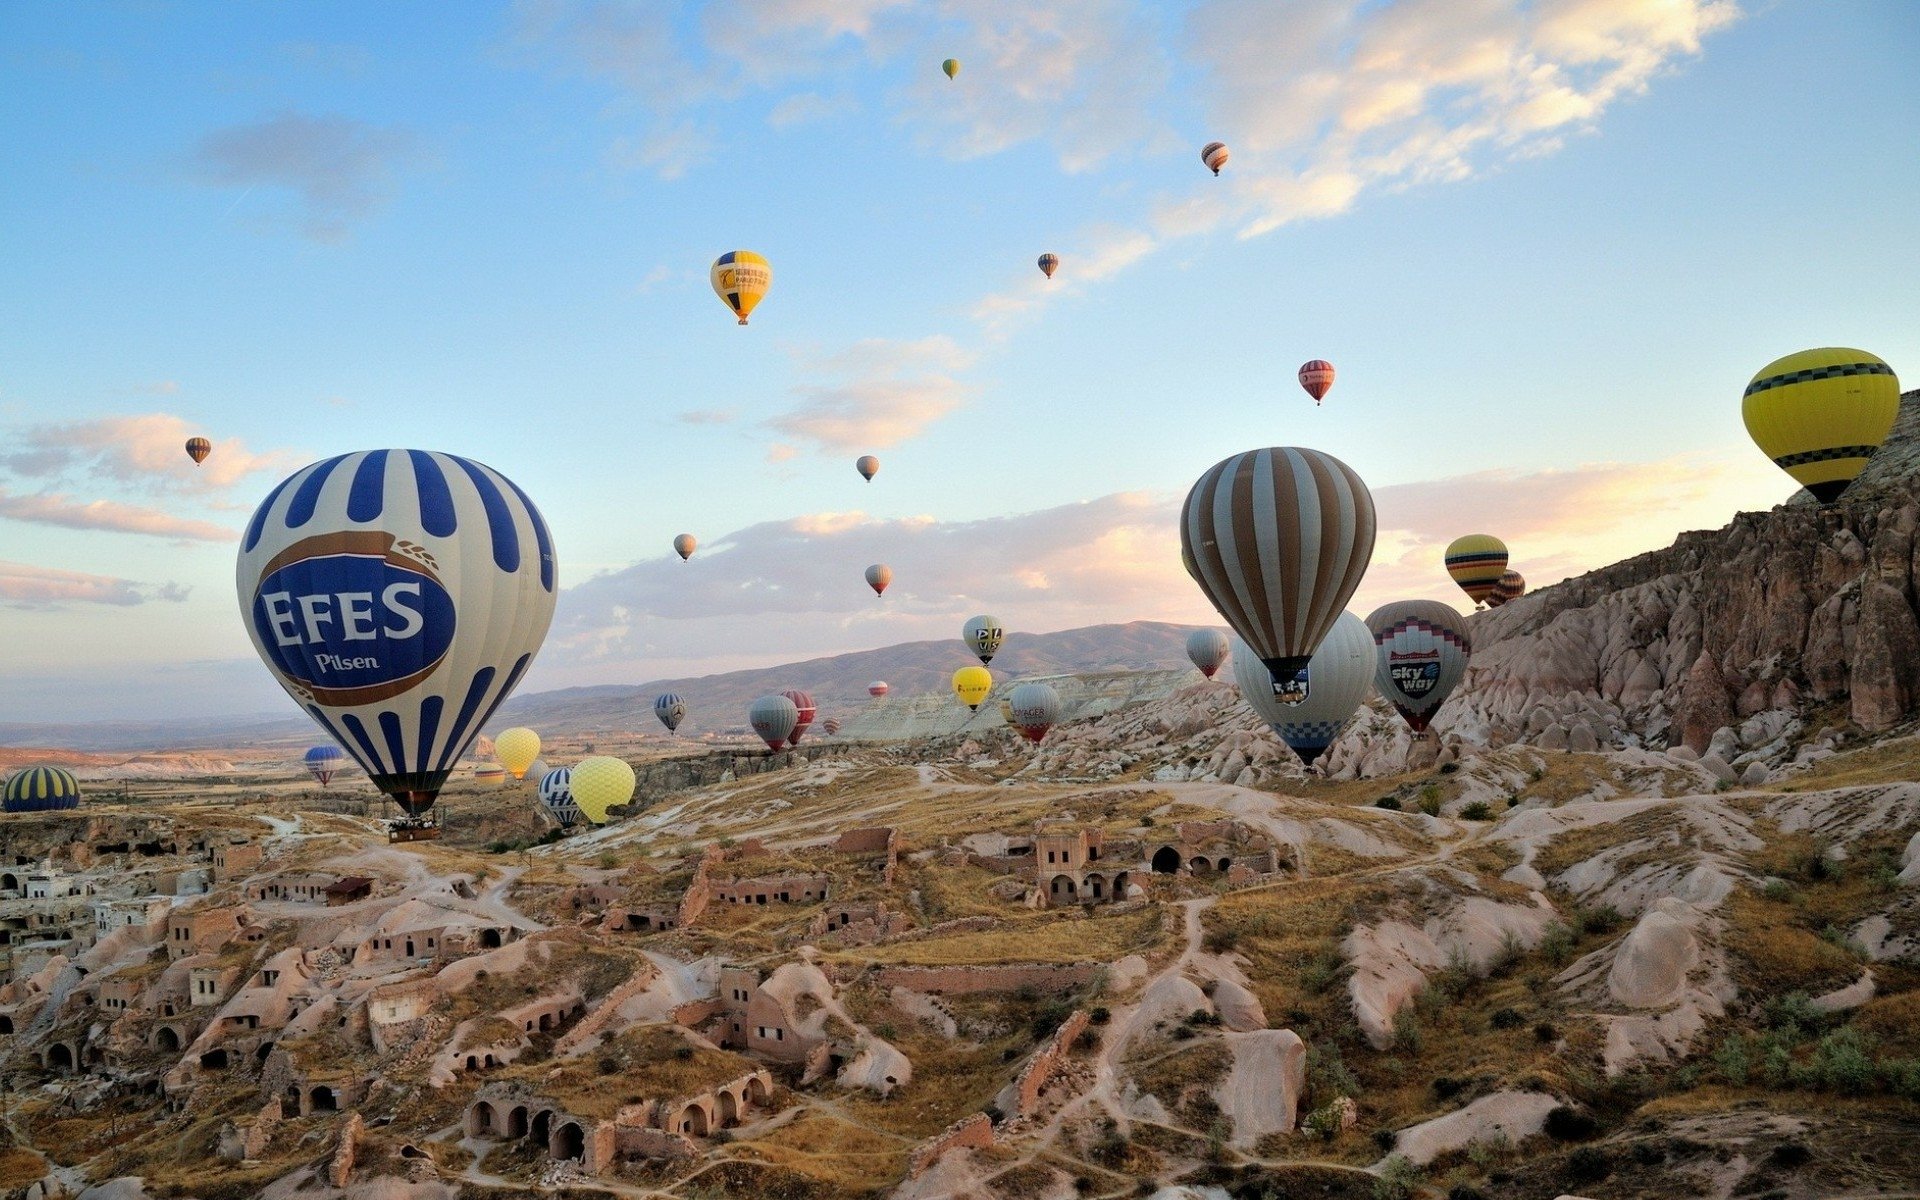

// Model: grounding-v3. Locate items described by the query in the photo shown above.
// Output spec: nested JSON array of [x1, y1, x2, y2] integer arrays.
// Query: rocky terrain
[[1, 395, 1915, 1200]]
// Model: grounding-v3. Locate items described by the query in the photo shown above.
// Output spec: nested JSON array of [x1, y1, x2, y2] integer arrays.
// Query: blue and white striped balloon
[[538, 767, 580, 827], [236, 450, 558, 816], [654, 693, 686, 733]]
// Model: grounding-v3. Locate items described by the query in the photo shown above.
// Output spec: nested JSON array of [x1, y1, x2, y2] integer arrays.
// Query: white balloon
[[1232, 611, 1372, 766]]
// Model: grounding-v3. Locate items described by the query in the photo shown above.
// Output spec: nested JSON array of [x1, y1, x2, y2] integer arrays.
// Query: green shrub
[[1544, 1106, 1597, 1141], [1417, 785, 1443, 817], [1574, 904, 1624, 936], [1392, 1009, 1423, 1054], [1565, 1146, 1612, 1184], [1812, 1027, 1876, 1091], [1764, 991, 1820, 1035], [1761, 877, 1795, 902], [1490, 1007, 1525, 1030], [1372, 1154, 1421, 1200], [1460, 801, 1494, 821], [1715, 1033, 1751, 1086], [1540, 921, 1575, 966], [1308, 1042, 1359, 1099], [1376, 796, 1403, 811], [1302, 1100, 1347, 1141]]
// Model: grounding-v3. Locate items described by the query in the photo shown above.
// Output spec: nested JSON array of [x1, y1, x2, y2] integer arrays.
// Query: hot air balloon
[[963, 615, 1004, 664], [868, 681, 889, 699], [952, 665, 992, 711], [525, 758, 549, 786], [710, 250, 771, 325], [655, 693, 686, 733], [570, 756, 635, 824], [823, 716, 841, 736], [1038, 253, 1059, 280], [185, 437, 212, 465], [1201, 141, 1229, 175], [750, 693, 799, 751], [1186, 629, 1230, 678], [1232, 612, 1372, 767], [236, 450, 557, 837], [3, 767, 82, 813], [1008, 682, 1061, 743], [1743, 348, 1900, 503], [781, 689, 817, 745], [674, 534, 696, 561], [866, 563, 892, 597], [1180, 447, 1376, 693], [942, 58, 959, 79], [1491, 570, 1526, 606], [495, 728, 541, 780], [303, 744, 346, 786], [1443, 535, 1508, 607], [473, 764, 507, 787], [1298, 360, 1335, 405], [857, 455, 880, 481], [1366, 600, 1471, 735], [538, 767, 580, 828]]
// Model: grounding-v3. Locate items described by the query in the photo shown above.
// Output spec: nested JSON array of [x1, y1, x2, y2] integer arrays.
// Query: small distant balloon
[[1298, 360, 1335, 405], [185, 437, 212, 465], [1492, 570, 1526, 606], [473, 764, 507, 787], [710, 250, 771, 325], [952, 665, 992, 712], [304, 744, 345, 787], [823, 716, 841, 736], [1201, 141, 1229, 175], [942, 58, 959, 79], [1186, 629, 1230, 678], [1037, 253, 1059, 279], [654, 693, 686, 733], [1443, 535, 1509, 608], [866, 563, 892, 597], [963, 615, 1004, 665], [674, 534, 696, 561], [1008, 681, 1061, 743], [868, 681, 890, 698], [857, 455, 880, 481]]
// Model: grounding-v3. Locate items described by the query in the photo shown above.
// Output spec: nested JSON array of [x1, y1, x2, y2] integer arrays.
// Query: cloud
[[0, 561, 191, 608], [766, 336, 971, 452], [0, 412, 299, 495], [0, 488, 238, 542], [186, 112, 426, 241], [675, 408, 737, 426], [768, 91, 855, 127]]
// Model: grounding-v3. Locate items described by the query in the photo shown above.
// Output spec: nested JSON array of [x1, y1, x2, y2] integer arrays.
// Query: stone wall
[[615, 1125, 698, 1161], [628, 743, 856, 798], [833, 827, 895, 855], [328, 1113, 363, 1188], [861, 963, 1103, 995], [907, 1112, 995, 1177], [1011, 1009, 1089, 1118]]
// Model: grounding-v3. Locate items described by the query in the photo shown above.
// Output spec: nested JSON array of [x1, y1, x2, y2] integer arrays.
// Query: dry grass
[[834, 906, 1164, 966], [1720, 888, 1863, 998], [1770, 734, 1920, 790], [727, 1110, 908, 1196], [495, 1025, 760, 1118], [1530, 806, 1681, 879], [0, 1148, 47, 1190]]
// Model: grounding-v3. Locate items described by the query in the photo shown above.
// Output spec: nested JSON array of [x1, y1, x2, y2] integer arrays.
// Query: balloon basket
[[387, 810, 442, 843]]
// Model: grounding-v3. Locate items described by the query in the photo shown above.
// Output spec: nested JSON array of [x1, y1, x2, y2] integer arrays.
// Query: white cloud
[[766, 336, 972, 452], [1, 412, 300, 495], [0, 560, 192, 608], [186, 112, 427, 242], [0, 487, 238, 542]]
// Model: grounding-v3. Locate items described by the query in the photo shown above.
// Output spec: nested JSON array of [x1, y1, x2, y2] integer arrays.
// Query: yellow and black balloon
[[710, 251, 771, 325], [1444, 534, 1509, 607], [1743, 348, 1900, 503]]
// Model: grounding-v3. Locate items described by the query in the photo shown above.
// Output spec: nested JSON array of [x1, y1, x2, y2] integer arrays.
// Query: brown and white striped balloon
[[1179, 446, 1376, 682]]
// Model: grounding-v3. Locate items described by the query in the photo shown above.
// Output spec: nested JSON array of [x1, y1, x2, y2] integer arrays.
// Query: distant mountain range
[[0, 621, 1208, 754]]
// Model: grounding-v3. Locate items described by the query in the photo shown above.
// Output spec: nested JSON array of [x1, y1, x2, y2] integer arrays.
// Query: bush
[[1073, 1029, 1099, 1051], [1448, 1187, 1488, 1200], [1764, 991, 1820, 1035], [1544, 1106, 1598, 1141], [1302, 1100, 1347, 1141], [1715, 1034, 1751, 1086], [1171, 1026, 1196, 1041], [1204, 928, 1241, 953], [1439, 761, 1460, 775], [1308, 1043, 1359, 1099], [1141, 815, 1155, 827], [1460, 801, 1494, 821], [1761, 877, 1795, 902], [1301, 948, 1345, 994], [1090, 1006, 1111, 1025], [597, 1056, 618, 1074], [1575, 904, 1625, 936], [1770, 1142, 1812, 1167], [1540, 921, 1575, 966], [1417, 785, 1443, 817], [1812, 1027, 1876, 1091], [1372, 1154, 1421, 1200], [672, 1046, 694, 1061], [1432, 1075, 1465, 1100], [1392, 1010, 1424, 1054], [1375, 796, 1403, 811], [875, 1022, 898, 1040], [1490, 1007, 1525, 1030], [1534, 1022, 1560, 1044], [1564, 1146, 1612, 1184]]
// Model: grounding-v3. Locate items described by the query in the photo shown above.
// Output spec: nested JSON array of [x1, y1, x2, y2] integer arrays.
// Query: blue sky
[[3, 0, 1916, 723]]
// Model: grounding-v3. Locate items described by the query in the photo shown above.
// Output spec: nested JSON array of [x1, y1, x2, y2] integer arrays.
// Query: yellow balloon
[[1743, 348, 1900, 503], [710, 250, 771, 325], [570, 755, 635, 824], [952, 665, 992, 712], [494, 728, 541, 779], [1443, 534, 1509, 606]]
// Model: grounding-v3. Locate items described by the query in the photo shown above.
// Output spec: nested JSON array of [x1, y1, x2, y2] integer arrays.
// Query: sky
[[2, 0, 1917, 724]]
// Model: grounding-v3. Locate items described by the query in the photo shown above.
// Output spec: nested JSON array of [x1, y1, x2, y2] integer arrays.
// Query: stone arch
[[1189, 856, 1211, 873], [506, 1105, 529, 1138], [199, 1048, 228, 1069], [530, 1109, 553, 1145], [45, 1042, 74, 1072], [1085, 873, 1106, 899], [1114, 871, 1131, 899], [283, 1085, 302, 1117], [538, 1011, 553, 1032], [256, 1041, 275, 1062], [1151, 846, 1182, 873], [479, 928, 503, 949], [743, 1075, 770, 1106], [309, 1086, 337, 1112], [716, 1089, 739, 1128], [677, 1102, 710, 1137], [0, 872, 17, 892], [465, 1055, 478, 1070], [1049, 874, 1076, 900], [552, 1120, 585, 1161], [0, 1014, 11, 1035], [470, 1100, 498, 1136], [483, 1053, 496, 1068], [152, 1025, 181, 1052], [1218, 857, 1232, 873]]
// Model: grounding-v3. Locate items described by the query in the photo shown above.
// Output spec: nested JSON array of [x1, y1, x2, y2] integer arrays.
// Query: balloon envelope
[[1743, 348, 1900, 503], [674, 534, 696, 561], [3, 767, 82, 813], [186, 437, 212, 465], [236, 450, 556, 817], [868, 681, 889, 698], [942, 58, 959, 78], [822, 716, 841, 736], [1492, 570, 1526, 605], [1008, 681, 1061, 743], [710, 250, 771, 325], [1443, 535, 1509, 606], [865, 563, 892, 596], [780, 689, 817, 744], [538, 767, 580, 828], [655, 693, 686, 732], [1298, 360, 1335, 404], [750, 693, 799, 751], [857, 455, 880, 481], [304, 744, 346, 786], [473, 764, 507, 786], [1201, 141, 1229, 174], [952, 666, 992, 711], [570, 756, 634, 824], [963, 615, 1004, 664], [1366, 600, 1472, 734], [1038, 253, 1059, 279], [495, 728, 541, 779], [1180, 447, 1376, 683], [1186, 629, 1230, 678], [1232, 612, 1372, 765]]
